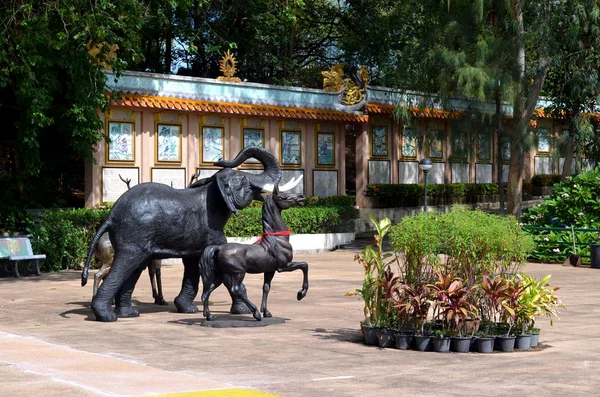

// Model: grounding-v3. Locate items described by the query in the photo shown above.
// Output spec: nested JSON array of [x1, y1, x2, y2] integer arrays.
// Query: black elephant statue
[[81, 147, 301, 322]]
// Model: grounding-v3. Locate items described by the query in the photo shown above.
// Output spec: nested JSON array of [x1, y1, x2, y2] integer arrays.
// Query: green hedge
[[28, 196, 357, 272], [364, 183, 503, 207], [530, 174, 562, 187], [29, 208, 110, 272], [365, 183, 500, 199]]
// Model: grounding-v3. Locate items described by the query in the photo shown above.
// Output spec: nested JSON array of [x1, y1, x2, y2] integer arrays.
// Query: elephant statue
[[81, 147, 301, 322]]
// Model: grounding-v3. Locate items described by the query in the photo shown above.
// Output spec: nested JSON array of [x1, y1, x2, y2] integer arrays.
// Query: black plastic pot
[[433, 337, 451, 353], [515, 334, 531, 350], [451, 336, 471, 353], [591, 244, 600, 269], [475, 337, 495, 353], [413, 335, 433, 351], [496, 336, 516, 352], [394, 334, 413, 350], [362, 325, 383, 346]]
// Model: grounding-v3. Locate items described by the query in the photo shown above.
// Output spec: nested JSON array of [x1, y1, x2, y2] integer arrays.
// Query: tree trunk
[[561, 133, 575, 180], [506, 0, 550, 216]]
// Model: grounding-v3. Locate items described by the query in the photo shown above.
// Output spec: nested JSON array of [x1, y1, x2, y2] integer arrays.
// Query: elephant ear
[[215, 170, 239, 215]]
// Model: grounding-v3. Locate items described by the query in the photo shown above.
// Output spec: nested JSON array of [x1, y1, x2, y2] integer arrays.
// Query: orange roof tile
[[111, 94, 368, 123]]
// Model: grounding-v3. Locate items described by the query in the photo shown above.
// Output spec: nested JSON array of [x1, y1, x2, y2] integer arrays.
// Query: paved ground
[[1, 240, 600, 397]]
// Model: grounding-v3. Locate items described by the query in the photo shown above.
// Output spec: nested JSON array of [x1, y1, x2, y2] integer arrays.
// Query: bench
[[0, 237, 46, 277]]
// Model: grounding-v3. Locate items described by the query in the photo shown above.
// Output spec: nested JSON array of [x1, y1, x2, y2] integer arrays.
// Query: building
[[85, 63, 595, 209]]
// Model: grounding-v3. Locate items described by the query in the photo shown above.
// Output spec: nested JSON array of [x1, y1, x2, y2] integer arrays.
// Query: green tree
[[0, 0, 143, 209], [544, 0, 600, 179]]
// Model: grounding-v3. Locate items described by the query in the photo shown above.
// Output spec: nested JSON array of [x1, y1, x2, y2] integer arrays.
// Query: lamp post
[[419, 158, 433, 212]]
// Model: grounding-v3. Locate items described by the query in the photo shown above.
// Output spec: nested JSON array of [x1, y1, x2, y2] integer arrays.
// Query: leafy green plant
[[500, 277, 530, 336], [523, 168, 600, 262], [517, 273, 564, 331], [349, 216, 394, 326], [28, 208, 110, 272], [389, 212, 440, 287]]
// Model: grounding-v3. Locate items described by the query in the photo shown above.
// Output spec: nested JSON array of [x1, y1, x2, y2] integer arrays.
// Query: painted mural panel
[[108, 122, 134, 162], [202, 126, 224, 162], [157, 124, 181, 162]]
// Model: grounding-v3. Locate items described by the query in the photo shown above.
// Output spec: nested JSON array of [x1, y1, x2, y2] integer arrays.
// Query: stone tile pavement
[[1, 243, 600, 397]]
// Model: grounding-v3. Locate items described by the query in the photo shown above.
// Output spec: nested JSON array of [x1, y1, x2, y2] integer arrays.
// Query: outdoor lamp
[[418, 158, 433, 212]]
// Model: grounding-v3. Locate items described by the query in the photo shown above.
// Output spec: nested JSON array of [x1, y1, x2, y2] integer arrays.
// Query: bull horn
[[262, 175, 304, 192], [214, 147, 282, 190]]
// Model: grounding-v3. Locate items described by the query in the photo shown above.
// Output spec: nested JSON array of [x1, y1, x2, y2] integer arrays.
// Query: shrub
[[530, 174, 561, 187], [29, 208, 110, 272], [389, 212, 441, 287], [224, 205, 357, 237], [523, 167, 600, 262], [390, 208, 533, 288]]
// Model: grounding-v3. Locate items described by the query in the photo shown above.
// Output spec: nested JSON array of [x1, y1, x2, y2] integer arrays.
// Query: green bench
[[0, 237, 46, 277]]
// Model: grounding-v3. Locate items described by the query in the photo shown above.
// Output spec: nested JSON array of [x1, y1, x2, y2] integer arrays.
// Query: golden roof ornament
[[217, 50, 241, 83], [342, 78, 364, 105], [358, 65, 369, 86], [321, 63, 346, 92]]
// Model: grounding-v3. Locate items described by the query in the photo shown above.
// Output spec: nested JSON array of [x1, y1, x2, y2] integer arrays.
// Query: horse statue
[[200, 184, 309, 321]]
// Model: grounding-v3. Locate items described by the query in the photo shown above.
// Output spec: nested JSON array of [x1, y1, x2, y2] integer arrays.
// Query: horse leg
[[201, 270, 224, 321], [230, 273, 261, 321], [93, 263, 111, 297], [115, 261, 146, 318], [223, 274, 252, 314], [149, 260, 167, 305], [91, 250, 141, 322], [278, 261, 309, 301], [260, 271, 275, 318], [174, 257, 200, 313]]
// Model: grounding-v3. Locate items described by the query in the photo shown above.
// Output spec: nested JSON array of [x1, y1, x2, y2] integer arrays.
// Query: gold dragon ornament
[[322, 64, 369, 105], [342, 65, 369, 105], [217, 50, 242, 83], [321, 63, 346, 92]]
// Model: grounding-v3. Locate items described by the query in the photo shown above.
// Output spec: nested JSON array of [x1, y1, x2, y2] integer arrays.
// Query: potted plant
[[477, 274, 511, 353], [518, 273, 564, 347], [428, 271, 476, 353], [496, 276, 529, 352], [349, 216, 394, 345], [397, 283, 432, 351], [377, 266, 401, 348]]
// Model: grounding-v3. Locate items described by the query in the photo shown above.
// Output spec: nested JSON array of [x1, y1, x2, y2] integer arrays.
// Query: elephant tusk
[[262, 175, 304, 192]]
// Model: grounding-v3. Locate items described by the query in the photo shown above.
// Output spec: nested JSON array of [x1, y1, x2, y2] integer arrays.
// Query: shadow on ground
[[311, 327, 364, 344]]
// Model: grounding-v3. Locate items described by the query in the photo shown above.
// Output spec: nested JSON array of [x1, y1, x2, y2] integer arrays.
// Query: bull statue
[[81, 147, 301, 322]]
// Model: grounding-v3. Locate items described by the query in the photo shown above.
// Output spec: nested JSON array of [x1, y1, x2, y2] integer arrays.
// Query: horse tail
[[200, 245, 220, 286], [82, 218, 111, 287]]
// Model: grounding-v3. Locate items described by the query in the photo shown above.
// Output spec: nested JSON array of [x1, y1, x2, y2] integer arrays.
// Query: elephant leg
[[93, 263, 111, 297], [115, 262, 146, 318], [149, 260, 167, 305], [223, 274, 252, 314], [260, 271, 275, 318], [91, 251, 141, 322], [230, 272, 261, 321], [201, 270, 223, 321], [153, 261, 167, 305], [175, 257, 200, 313]]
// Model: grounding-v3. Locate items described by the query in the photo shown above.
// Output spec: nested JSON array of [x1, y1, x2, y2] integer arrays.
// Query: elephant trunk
[[214, 147, 282, 190]]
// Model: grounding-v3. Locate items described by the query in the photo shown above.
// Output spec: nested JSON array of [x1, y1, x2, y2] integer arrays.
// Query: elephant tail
[[82, 219, 111, 287], [200, 245, 220, 286]]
